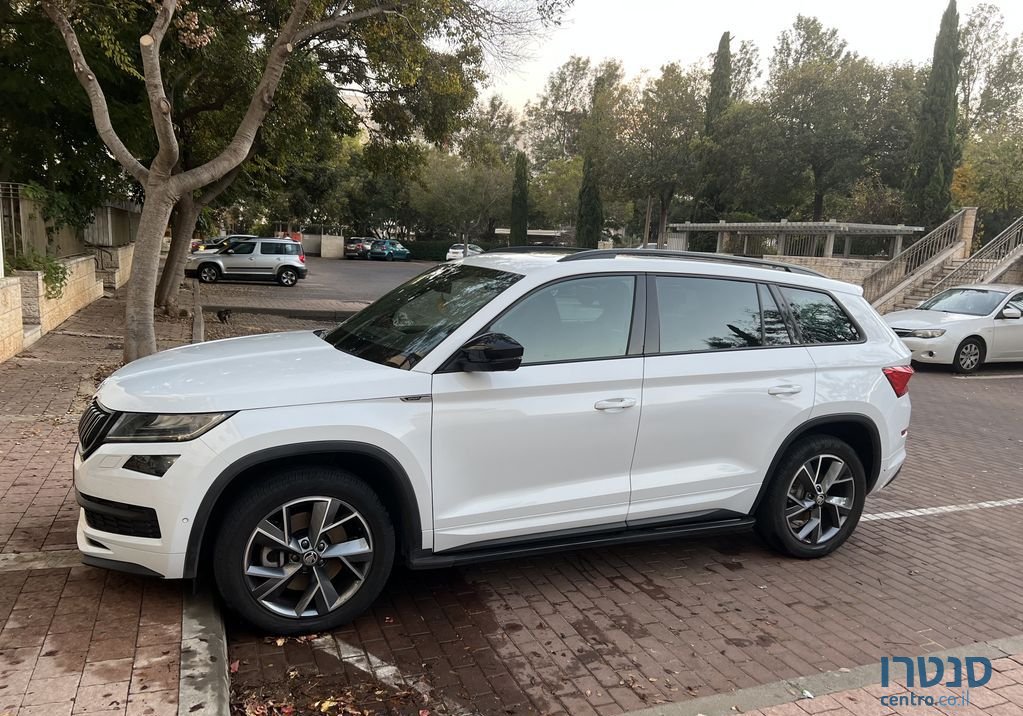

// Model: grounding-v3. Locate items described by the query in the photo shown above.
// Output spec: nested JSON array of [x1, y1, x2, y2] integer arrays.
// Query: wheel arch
[[750, 414, 881, 515], [184, 441, 422, 578]]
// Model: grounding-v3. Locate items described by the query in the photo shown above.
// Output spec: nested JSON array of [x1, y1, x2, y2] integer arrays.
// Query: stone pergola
[[664, 219, 925, 258]]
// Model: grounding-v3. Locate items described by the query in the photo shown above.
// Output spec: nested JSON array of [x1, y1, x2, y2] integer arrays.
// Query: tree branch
[[294, 4, 400, 45], [140, 0, 180, 174], [41, 1, 149, 184]]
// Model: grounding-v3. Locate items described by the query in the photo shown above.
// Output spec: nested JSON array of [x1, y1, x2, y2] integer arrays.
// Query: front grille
[[78, 400, 114, 458], [79, 492, 161, 539]]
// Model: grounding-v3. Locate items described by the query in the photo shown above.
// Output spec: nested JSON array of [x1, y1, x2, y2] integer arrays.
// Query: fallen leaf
[[275, 637, 286, 647], [419, 710, 431, 716], [229, 660, 240, 674], [319, 699, 338, 712]]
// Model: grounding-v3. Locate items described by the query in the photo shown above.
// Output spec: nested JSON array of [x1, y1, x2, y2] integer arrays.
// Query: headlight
[[907, 329, 946, 339], [106, 412, 233, 442]]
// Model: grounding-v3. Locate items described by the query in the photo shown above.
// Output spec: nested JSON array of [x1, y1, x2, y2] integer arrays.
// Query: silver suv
[[185, 237, 307, 286]]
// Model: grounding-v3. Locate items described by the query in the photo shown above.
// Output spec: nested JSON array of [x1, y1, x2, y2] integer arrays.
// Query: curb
[[191, 280, 204, 343], [178, 587, 231, 716], [621, 634, 1023, 716], [199, 303, 361, 323]]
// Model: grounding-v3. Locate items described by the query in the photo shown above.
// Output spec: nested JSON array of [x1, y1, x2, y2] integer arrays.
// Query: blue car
[[369, 239, 411, 261]]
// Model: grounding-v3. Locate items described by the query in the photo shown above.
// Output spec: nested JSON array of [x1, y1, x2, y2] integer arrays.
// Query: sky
[[489, 0, 1023, 108]]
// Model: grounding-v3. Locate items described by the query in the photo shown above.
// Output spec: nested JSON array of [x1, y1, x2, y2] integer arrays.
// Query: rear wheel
[[198, 264, 220, 283], [756, 436, 866, 558], [213, 467, 395, 634], [953, 337, 984, 374], [277, 267, 299, 286]]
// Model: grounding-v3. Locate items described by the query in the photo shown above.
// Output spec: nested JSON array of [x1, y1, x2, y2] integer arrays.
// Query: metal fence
[[928, 215, 1023, 296]]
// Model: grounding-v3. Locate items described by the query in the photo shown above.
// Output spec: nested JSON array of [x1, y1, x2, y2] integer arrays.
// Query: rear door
[[256, 241, 284, 276], [628, 276, 816, 523]]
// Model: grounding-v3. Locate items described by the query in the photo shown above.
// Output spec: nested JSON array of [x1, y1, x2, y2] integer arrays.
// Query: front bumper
[[898, 336, 953, 365], [74, 435, 219, 579]]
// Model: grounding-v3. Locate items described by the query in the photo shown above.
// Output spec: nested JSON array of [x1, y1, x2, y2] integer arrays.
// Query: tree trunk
[[657, 192, 671, 248], [642, 195, 652, 246], [156, 193, 200, 314], [812, 191, 824, 222], [124, 188, 176, 363]]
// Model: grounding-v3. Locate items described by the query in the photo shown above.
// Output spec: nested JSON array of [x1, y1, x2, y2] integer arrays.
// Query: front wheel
[[953, 337, 984, 374], [277, 267, 299, 286], [213, 467, 395, 634], [198, 264, 220, 284], [755, 436, 866, 559]]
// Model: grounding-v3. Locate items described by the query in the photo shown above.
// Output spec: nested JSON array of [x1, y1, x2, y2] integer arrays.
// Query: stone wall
[[999, 256, 1023, 285], [775, 256, 885, 286], [321, 235, 345, 259], [17, 255, 104, 333], [93, 243, 134, 289], [0, 278, 24, 362]]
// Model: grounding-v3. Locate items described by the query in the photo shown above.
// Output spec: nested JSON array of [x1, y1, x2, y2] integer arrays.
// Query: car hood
[[96, 331, 429, 413], [883, 309, 983, 329]]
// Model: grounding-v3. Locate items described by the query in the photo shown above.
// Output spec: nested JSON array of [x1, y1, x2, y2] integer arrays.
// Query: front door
[[992, 292, 1023, 360], [628, 277, 816, 522], [431, 274, 643, 552], [222, 240, 259, 276]]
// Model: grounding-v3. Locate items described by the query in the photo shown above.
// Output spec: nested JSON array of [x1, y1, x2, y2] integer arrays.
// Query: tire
[[198, 264, 220, 284], [953, 337, 984, 374], [755, 435, 866, 559], [213, 466, 395, 635], [385, 253, 394, 262], [277, 267, 299, 287]]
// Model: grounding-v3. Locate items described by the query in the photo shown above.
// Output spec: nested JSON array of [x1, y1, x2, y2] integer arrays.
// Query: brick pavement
[[227, 364, 1023, 715], [0, 293, 192, 716]]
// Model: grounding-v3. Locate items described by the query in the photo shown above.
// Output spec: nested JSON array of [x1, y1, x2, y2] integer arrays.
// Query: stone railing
[[17, 255, 104, 333]]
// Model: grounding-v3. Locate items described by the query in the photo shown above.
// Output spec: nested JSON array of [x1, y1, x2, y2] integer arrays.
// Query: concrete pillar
[[892, 235, 903, 257], [680, 232, 689, 251], [843, 236, 852, 257], [777, 235, 787, 256], [742, 234, 749, 255], [824, 232, 836, 258], [716, 232, 725, 252], [958, 207, 978, 258]]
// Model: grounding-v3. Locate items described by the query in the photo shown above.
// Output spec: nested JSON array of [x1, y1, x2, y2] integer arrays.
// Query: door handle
[[768, 384, 802, 396], [594, 397, 637, 411]]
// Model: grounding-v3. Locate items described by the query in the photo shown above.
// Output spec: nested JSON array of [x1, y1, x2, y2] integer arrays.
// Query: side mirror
[[1000, 306, 1022, 320], [225, 249, 235, 255], [455, 332, 523, 372]]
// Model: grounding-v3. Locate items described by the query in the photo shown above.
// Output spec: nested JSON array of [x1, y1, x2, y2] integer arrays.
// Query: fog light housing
[[123, 455, 178, 477]]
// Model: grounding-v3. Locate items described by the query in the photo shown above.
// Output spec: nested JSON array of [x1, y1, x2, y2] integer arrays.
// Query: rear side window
[[260, 242, 282, 255], [780, 287, 861, 344], [284, 243, 302, 255], [655, 276, 763, 352]]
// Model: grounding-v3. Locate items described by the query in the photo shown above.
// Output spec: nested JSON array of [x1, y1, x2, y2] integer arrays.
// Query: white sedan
[[884, 284, 1023, 373], [446, 243, 484, 261]]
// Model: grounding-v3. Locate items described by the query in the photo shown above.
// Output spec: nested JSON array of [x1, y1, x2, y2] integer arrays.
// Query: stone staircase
[[890, 257, 971, 311]]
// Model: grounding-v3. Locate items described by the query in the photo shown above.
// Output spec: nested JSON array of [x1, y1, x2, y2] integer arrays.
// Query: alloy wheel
[[785, 454, 855, 545], [200, 266, 218, 282], [959, 343, 981, 371], [280, 270, 297, 286], [243, 496, 373, 618]]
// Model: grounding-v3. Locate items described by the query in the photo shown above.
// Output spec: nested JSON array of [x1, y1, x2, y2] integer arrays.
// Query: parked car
[[76, 248, 911, 634], [344, 237, 373, 259], [184, 237, 307, 286], [446, 243, 484, 261], [884, 283, 1023, 373], [369, 239, 410, 261], [191, 234, 256, 253]]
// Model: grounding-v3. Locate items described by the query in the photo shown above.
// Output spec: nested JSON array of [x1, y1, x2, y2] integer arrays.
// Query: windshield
[[324, 263, 522, 369], [918, 288, 1007, 316]]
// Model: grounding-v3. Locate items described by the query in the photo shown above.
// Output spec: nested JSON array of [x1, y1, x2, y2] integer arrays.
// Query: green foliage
[[511, 152, 529, 243], [907, 0, 962, 227], [22, 184, 95, 233], [706, 32, 732, 135], [576, 154, 603, 248], [6, 252, 70, 300]]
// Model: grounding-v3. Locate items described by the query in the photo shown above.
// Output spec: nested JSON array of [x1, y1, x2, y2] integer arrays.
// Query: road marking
[[956, 373, 1023, 380], [863, 497, 1023, 522]]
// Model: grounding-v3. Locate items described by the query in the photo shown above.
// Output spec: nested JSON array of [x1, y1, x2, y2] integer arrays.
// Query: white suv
[[75, 249, 912, 633]]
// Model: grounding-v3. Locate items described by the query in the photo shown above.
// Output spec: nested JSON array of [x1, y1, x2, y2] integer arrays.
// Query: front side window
[[1005, 293, 1023, 312], [324, 264, 521, 369], [229, 242, 256, 255], [655, 276, 764, 353], [918, 288, 1008, 316], [782, 287, 861, 344], [489, 275, 636, 364]]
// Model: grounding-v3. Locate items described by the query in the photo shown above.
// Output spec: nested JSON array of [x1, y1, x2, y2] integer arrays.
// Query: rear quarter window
[[780, 287, 861, 344]]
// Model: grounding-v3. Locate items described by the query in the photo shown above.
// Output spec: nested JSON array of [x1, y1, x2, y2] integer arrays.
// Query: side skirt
[[407, 515, 755, 570]]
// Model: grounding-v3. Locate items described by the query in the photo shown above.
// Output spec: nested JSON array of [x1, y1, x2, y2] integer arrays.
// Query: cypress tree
[[705, 32, 732, 135], [511, 152, 528, 244], [907, 0, 961, 227], [576, 154, 603, 248]]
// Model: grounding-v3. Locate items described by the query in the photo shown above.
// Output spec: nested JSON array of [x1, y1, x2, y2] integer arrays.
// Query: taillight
[[883, 365, 913, 397], [299, 254, 305, 263]]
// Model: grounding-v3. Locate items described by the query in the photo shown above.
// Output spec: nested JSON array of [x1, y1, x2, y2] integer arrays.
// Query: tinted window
[[1008, 293, 1023, 311], [260, 242, 283, 255], [283, 243, 301, 255], [230, 242, 256, 255], [656, 276, 763, 352], [760, 284, 792, 346], [490, 276, 635, 364], [781, 287, 860, 344]]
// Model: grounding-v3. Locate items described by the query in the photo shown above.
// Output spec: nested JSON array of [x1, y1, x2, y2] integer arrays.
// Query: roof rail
[[486, 245, 583, 254], [557, 248, 827, 277]]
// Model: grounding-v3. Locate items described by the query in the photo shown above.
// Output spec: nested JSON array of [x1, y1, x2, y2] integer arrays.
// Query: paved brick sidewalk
[[0, 294, 192, 716]]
